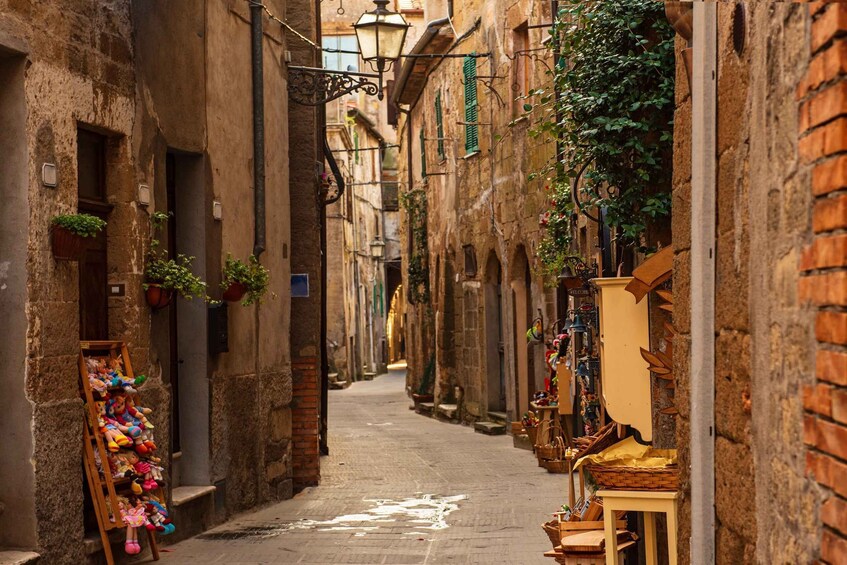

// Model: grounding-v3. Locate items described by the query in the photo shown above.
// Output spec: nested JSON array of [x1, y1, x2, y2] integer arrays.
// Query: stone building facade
[[394, 0, 561, 422], [321, 0, 422, 382], [0, 0, 321, 561], [670, 2, 846, 563]]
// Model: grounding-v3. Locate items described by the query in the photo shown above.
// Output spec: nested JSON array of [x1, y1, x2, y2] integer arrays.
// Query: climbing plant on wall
[[524, 0, 675, 263], [400, 189, 430, 304]]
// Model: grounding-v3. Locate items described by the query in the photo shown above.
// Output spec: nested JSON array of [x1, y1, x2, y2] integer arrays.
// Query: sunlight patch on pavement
[[197, 494, 467, 541]]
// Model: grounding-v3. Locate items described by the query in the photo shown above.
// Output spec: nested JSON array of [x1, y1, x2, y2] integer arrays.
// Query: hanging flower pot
[[51, 225, 85, 261], [145, 284, 173, 309], [222, 282, 248, 302]]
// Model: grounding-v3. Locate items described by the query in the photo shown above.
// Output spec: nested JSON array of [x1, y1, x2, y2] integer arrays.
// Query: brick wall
[[292, 356, 320, 489], [798, 3, 847, 563]]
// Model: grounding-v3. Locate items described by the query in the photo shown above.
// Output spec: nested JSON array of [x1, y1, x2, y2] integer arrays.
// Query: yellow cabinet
[[593, 277, 653, 442]]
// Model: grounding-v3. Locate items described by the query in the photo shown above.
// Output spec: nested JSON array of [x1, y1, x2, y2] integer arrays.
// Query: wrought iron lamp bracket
[[288, 66, 381, 106]]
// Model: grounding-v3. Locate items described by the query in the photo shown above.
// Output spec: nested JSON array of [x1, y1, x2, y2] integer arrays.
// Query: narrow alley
[[159, 367, 563, 564]]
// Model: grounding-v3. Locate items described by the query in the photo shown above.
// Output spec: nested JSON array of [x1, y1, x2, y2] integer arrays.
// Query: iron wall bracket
[[288, 66, 380, 106]]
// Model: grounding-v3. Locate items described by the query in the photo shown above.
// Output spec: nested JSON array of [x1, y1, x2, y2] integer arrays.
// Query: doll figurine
[[131, 455, 158, 491], [125, 396, 154, 430], [111, 452, 143, 494], [145, 503, 166, 533], [96, 401, 131, 452], [146, 456, 165, 483], [119, 498, 147, 555], [146, 499, 175, 535], [106, 395, 148, 455]]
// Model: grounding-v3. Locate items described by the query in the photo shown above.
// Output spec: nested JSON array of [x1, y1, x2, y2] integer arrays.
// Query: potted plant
[[50, 213, 106, 261], [143, 212, 208, 309], [221, 254, 269, 305], [144, 254, 207, 309]]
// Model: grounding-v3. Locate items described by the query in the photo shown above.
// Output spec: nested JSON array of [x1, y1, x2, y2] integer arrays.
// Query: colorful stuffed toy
[[119, 497, 148, 554]]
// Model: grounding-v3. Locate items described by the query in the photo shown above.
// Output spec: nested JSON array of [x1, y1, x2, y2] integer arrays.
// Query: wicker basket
[[542, 519, 561, 549], [574, 422, 618, 459], [536, 444, 560, 460], [586, 463, 679, 491], [511, 421, 524, 435], [543, 459, 568, 474]]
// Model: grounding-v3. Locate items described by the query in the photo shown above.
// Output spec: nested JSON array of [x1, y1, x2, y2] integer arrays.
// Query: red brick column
[[798, 3, 847, 562], [292, 356, 320, 489]]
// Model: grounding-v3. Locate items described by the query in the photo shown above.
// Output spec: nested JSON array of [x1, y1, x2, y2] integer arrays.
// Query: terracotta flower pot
[[51, 225, 85, 261], [222, 282, 248, 302], [145, 284, 173, 309]]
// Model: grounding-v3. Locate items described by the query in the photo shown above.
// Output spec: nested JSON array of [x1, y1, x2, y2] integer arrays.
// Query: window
[[435, 90, 445, 161], [512, 23, 530, 117], [322, 35, 359, 72], [419, 127, 427, 179], [463, 56, 479, 154], [78, 129, 107, 202]]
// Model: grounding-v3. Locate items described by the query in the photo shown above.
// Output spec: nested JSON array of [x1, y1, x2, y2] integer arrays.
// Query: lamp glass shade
[[370, 240, 386, 258], [354, 10, 410, 62]]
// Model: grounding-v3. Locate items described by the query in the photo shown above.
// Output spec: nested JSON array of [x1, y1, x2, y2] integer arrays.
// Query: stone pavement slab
[[156, 369, 573, 564]]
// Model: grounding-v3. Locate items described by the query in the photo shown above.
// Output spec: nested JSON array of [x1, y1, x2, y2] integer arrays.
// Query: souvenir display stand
[[79, 340, 171, 565]]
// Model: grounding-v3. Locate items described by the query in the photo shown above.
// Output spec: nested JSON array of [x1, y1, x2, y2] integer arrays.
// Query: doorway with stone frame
[[484, 252, 506, 415]]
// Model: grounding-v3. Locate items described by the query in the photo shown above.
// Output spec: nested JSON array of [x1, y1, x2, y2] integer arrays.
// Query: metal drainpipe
[[690, 2, 717, 563], [316, 0, 329, 457], [399, 106, 414, 302], [251, 1, 266, 257]]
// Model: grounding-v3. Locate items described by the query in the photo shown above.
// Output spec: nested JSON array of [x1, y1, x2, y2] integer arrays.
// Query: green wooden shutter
[[419, 126, 427, 179], [463, 55, 479, 153], [354, 131, 360, 163], [435, 91, 445, 160]]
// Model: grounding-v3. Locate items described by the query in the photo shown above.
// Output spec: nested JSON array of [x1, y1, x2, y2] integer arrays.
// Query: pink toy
[[119, 498, 147, 555]]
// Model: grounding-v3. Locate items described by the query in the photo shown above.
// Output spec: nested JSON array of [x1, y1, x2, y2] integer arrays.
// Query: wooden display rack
[[79, 340, 160, 565]]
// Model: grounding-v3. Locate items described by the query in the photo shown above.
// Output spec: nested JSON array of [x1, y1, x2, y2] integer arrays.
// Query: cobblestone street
[[159, 367, 565, 564]]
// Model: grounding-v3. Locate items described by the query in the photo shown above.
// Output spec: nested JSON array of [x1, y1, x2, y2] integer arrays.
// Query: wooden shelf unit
[[79, 340, 160, 565]]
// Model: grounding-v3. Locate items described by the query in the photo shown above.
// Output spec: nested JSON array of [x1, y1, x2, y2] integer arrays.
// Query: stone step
[[169, 485, 218, 544], [474, 421, 507, 435], [416, 401, 434, 416], [363, 372, 376, 381], [435, 403, 458, 421], [329, 380, 347, 390], [487, 411, 509, 425], [0, 551, 40, 565]]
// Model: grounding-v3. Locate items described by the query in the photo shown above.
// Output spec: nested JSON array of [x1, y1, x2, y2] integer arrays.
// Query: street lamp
[[354, 0, 410, 100], [370, 239, 386, 259], [288, 0, 410, 106]]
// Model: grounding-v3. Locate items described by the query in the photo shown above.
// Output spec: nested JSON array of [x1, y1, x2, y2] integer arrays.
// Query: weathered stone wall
[[674, 3, 822, 563], [134, 0, 293, 514], [0, 0, 296, 560], [287, 0, 323, 488], [0, 1, 152, 561], [398, 0, 557, 422]]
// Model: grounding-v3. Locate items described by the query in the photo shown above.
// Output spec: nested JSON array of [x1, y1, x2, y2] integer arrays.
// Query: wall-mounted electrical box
[[208, 302, 229, 355]]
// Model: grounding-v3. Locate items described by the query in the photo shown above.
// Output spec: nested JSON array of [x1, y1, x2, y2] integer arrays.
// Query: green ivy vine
[[524, 0, 675, 261], [400, 189, 430, 304]]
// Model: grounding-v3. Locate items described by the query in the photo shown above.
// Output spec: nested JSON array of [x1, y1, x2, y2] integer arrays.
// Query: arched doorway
[[484, 253, 506, 413], [510, 247, 534, 415], [386, 284, 406, 363]]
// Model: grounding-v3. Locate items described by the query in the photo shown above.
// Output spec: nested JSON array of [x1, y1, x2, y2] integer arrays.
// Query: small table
[[597, 489, 678, 565]]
